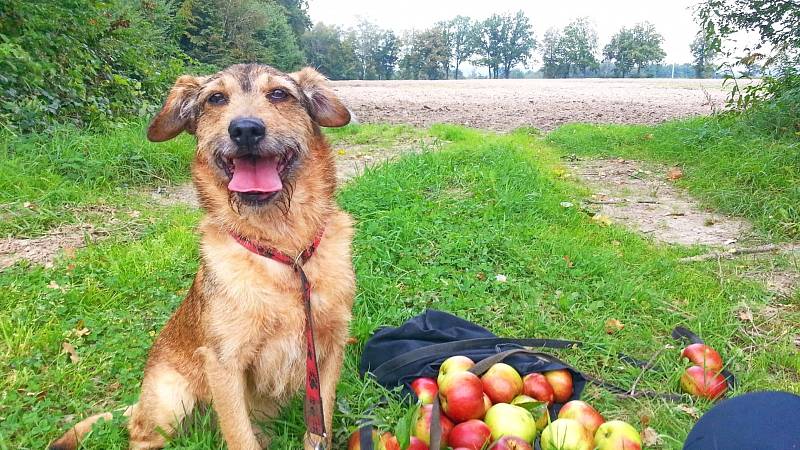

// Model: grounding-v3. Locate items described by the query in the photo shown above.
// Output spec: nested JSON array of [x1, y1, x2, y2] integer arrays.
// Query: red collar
[[229, 227, 325, 267]]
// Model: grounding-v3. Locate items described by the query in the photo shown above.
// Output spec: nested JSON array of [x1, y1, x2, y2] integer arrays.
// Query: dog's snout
[[228, 118, 266, 147]]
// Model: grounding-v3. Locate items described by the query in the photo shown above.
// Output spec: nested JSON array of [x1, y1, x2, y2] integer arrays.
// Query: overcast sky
[[307, 0, 705, 65]]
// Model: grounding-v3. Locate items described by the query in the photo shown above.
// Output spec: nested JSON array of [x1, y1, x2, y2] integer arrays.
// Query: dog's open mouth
[[218, 151, 295, 204]]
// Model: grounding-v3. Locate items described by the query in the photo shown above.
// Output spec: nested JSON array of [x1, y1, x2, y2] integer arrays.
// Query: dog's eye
[[208, 93, 227, 105], [268, 89, 288, 102]]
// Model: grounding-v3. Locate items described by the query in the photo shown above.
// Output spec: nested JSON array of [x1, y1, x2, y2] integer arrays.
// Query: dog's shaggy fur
[[50, 64, 355, 450]]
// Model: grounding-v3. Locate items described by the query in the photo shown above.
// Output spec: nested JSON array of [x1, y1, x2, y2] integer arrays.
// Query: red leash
[[230, 228, 327, 447]]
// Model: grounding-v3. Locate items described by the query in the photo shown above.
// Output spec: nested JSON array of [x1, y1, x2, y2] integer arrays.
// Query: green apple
[[594, 420, 642, 450], [484, 403, 537, 443], [511, 395, 549, 432], [539, 418, 593, 450]]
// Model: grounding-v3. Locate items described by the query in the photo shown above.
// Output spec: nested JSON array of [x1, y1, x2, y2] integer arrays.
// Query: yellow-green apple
[[681, 343, 723, 371], [594, 420, 642, 450], [511, 395, 549, 431], [544, 370, 574, 403], [558, 400, 605, 436], [414, 404, 454, 449], [539, 419, 593, 450], [448, 419, 491, 450], [489, 436, 534, 450], [437, 356, 475, 390], [407, 436, 429, 450], [439, 371, 486, 422], [481, 363, 523, 404], [347, 429, 400, 450], [411, 377, 439, 405], [484, 403, 537, 443], [522, 373, 555, 405], [680, 365, 727, 400]]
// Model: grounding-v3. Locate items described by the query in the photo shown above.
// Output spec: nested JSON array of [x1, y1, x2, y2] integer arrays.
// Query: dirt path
[[333, 78, 726, 131]]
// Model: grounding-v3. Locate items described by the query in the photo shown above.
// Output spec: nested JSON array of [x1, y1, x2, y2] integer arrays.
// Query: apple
[[438, 355, 475, 390], [483, 394, 492, 415], [407, 436, 429, 450], [539, 418, 593, 450], [411, 377, 439, 405], [346, 429, 400, 450], [544, 369, 574, 403], [481, 363, 524, 404], [440, 371, 486, 422], [414, 404, 455, 449], [558, 400, 605, 436], [522, 372, 555, 405], [484, 403, 537, 443], [448, 419, 492, 450], [680, 365, 727, 400], [489, 436, 534, 450], [594, 420, 642, 450], [511, 395, 549, 431], [681, 343, 723, 371]]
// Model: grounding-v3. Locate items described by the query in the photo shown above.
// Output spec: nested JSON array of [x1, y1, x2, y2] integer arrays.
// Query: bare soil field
[[332, 78, 727, 131]]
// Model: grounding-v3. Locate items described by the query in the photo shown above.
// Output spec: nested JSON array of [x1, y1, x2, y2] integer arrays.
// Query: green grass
[[548, 116, 800, 241], [0, 120, 193, 236], [1, 123, 797, 449]]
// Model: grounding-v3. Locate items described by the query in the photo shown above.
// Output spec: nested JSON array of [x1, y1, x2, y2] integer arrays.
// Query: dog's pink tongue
[[228, 156, 283, 193]]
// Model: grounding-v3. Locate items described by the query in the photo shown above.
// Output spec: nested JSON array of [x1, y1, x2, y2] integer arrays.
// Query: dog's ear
[[147, 75, 205, 142], [290, 67, 351, 128]]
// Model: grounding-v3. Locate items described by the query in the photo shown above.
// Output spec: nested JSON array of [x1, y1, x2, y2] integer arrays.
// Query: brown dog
[[50, 64, 355, 449]]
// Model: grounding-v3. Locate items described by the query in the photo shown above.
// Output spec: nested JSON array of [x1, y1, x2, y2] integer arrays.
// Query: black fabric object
[[359, 309, 587, 406], [684, 391, 800, 450]]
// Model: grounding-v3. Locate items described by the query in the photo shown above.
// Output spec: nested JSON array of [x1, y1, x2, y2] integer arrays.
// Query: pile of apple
[[679, 343, 728, 400], [349, 355, 643, 450]]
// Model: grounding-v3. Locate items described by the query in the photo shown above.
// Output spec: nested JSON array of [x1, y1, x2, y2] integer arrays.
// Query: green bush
[[0, 0, 188, 131]]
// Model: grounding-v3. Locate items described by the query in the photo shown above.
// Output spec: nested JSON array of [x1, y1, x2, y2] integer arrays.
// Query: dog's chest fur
[[198, 213, 355, 401]]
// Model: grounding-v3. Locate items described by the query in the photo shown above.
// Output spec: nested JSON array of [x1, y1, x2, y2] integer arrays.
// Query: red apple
[[680, 365, 727, 400], [594, 420, 642, 450], [347, 429, 400, 450], [544, 369, 574, 403], [481, 363, 524, 404], [522, 373, 555, 405], [483, 393, 492, 415], [414, 404, 455, 449], [558, 400, 605, 436], [489, 436, 534, 450], [448, 419, 492, 450], [438, 355, 475, 390], [411, 377, 439, 405], [440, 371, 486, 422], [407, 436, 429, 450], [681, 343, 723, 371], [539, 418, 593, 450]]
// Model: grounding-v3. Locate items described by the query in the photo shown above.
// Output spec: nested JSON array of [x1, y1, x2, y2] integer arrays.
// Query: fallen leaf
[[611, 240, 621, 246], [737, 309, 753, 322], [592, 214, 613, 226], [677, 404, 701, 419], [563, 255, 574, 268], [475, 272, 487, 281], [62, 342, 79, 363], [66, 263, 76, 272], [48, 280, 61, 290], [666, 167, 684, 181], [643, 133, 654, 140], [495, 274, 508, 283], [73, 327, 91, 338], [129, 210, 141, 218], [639, 414, 651, 427], [560, 201, 574, 208], [642, 427, 662, 446], [23, 201, 34, 209], [605, 318, 625, 334], [346, 337, 358, 345]]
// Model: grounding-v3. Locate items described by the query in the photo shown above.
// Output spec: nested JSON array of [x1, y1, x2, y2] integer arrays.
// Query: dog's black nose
[[228, 117, 266, 147]]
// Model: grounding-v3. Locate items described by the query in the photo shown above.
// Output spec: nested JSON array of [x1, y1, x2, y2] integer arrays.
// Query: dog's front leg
[[195, 347, 261, 450], [304, 344, 344, 450]]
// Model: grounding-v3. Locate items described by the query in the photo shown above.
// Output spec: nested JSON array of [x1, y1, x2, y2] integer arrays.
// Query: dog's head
[[148, 64, 349, 210]]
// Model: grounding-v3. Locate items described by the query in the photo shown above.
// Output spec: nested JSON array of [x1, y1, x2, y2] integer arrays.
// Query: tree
[[448, 16, 475, 80], [351, 19, 382, 79], [374, 30, 399, 79], [497, 11, 536, 79], [399, 27, 450, 80], [473, 14, 503, 79], [561, 17, 598, 76], [603, 22, 665, 77], [541, 28, 569, 78], [690, 33, 719, 78], [302, 22, 358, 80], [276, 0, 311, 42]]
